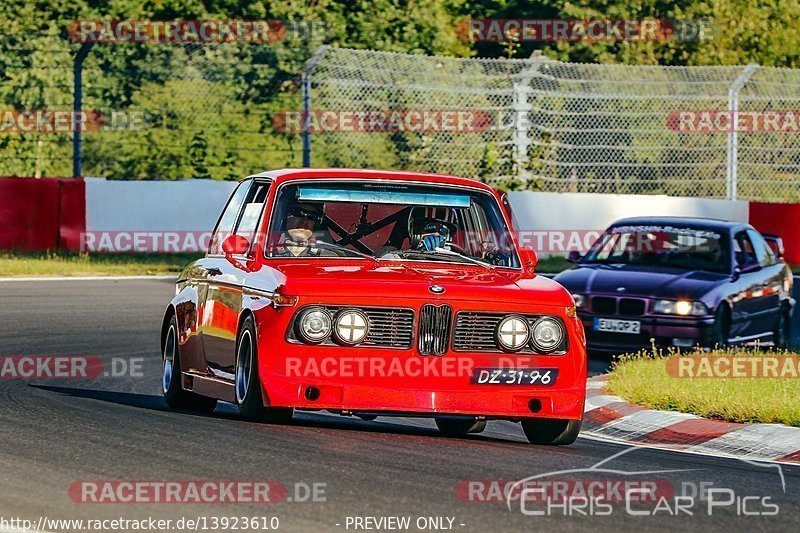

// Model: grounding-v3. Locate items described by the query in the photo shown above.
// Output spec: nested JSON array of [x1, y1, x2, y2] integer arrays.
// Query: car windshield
[[581, 225, 730, 273], [266, 182, 519, 268]]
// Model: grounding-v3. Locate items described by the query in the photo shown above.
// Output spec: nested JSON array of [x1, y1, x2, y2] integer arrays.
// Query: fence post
[[726, 64, 758, 200], [511, 52, 550, 185], [301, 45, 330, 168], [72, 42, 94, 178]]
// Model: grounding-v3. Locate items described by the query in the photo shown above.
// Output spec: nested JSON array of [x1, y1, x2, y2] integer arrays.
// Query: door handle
[[206, 267, 222, 277]]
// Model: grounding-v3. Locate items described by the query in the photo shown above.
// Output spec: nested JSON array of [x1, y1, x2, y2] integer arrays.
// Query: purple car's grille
[[619, 298, 646, 316], [590, 296, 647, 316], [591, 297, 617, 314]]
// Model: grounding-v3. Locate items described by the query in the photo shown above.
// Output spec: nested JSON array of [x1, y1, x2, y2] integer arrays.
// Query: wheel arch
[[160, 304, 177, 355]]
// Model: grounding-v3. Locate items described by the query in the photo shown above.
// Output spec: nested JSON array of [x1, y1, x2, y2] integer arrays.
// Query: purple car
[[554, 217, 794, 353]]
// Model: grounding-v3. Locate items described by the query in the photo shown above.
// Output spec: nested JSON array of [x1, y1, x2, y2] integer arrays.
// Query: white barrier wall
[[86, 178, 238, 231], [507, 192, 749, 255], [84, 178, 238, 252]]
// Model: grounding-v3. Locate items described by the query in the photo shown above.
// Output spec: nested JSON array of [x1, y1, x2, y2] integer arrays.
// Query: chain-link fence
[[0, 29, 310, 180], [306, 47, 800, 202], [5, 35, 800, 202]]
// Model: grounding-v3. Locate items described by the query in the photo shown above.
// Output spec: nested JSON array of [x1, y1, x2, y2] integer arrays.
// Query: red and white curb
[[583, 376, 800, 465]]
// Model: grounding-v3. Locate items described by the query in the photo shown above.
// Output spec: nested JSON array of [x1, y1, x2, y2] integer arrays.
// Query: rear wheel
[[162, 316, 217, 413], [521, 418, 581, 445], [711, 305, 730, 348], [435, 417, 487, 436], [236, 316, 294, 424]]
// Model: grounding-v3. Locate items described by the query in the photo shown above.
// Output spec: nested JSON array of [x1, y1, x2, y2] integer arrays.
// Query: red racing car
[[160, 169, 586, 445]]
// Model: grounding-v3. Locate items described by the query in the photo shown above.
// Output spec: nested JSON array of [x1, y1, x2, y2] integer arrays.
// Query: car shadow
[[28, 384, 531, 446]]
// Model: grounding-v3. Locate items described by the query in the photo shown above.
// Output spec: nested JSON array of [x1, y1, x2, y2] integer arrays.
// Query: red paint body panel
[[0, 177, 86, 252], [167, 169, 587, 421], [750, 202, 800, 264]]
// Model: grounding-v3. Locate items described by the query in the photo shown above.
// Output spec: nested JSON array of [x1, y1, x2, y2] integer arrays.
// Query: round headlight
[[297, 307, 332, 344], [531, 317, 564, 353], [496, 315, 531, 352], [334, 309, 369, 345]]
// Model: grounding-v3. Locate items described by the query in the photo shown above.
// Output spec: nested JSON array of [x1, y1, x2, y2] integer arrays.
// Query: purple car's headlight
[[653, 300, 709, 316], [571, 294, 586, 308]]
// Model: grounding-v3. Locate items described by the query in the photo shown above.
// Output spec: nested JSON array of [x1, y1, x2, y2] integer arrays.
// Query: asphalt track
[[0, 279, 798, 532]]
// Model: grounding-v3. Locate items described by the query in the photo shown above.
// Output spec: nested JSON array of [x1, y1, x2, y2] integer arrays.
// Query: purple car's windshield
[[581, 225, 730, 273]]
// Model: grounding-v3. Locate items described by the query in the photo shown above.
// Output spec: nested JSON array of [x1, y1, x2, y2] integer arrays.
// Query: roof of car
[[245, 168, 496, 192], [610, 216, 750, 233]]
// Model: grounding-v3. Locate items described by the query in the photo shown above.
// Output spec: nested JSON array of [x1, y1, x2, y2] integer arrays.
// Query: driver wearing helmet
[[408, 206, 456, 252], [278, 202, 328, 257]]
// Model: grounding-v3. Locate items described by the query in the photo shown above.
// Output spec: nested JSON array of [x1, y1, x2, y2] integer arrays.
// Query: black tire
[[711, 305, 730, 349], [521, 418, 581, 445], [774, 306, 791, 350], [162, 316, 217, 413], [236, 316, 294, 424], [435, 417, 487, 436]]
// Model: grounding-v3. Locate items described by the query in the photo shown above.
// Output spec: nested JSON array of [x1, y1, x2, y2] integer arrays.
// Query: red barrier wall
[[0, 177, 86, 252], [749, 202, 800, 264]]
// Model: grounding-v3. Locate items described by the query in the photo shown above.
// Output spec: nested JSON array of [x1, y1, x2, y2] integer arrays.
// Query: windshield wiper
[[314, 240, 379, 265], [432, 247, 495, 269], [397, 247, 494, 270]]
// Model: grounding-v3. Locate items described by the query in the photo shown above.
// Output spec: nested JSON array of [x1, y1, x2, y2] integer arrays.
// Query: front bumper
[[261, 351, 585, 420], [253, 296, 587, 421], [580, 313, 715, 353]]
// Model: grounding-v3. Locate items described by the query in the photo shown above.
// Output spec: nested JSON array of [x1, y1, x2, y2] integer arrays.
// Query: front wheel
[[435, 417, 487, 436], [774, 307, 791, 350], [236, 316, 294, 424], [162, 316, 217, 413], [521, 418, 581, 445], [711, 305, 730, 348]]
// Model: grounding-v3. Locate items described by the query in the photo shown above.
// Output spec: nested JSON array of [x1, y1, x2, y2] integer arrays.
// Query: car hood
[[264, 260, 572, 306], [554, 263, 729, 300]]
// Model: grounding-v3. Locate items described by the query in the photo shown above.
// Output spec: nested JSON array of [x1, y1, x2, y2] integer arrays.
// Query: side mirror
[[222, 234, 250, 256], [518, 247, 538, 274], [567, 250, 582, 263], [763, 234, 785, 260], [731, 266, 741, 281]]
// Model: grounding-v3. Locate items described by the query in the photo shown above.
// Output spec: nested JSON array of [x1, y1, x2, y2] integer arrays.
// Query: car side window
[[208, 182, 251, 255], [747, 229, 776, 267], [733, 231, 757, 267], [234, 182, 271, 255]]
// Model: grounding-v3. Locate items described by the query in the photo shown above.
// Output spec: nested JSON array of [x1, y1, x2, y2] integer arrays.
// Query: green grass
[[606, 349, 800, 427], [535, 255, 573, 273], [0, 252, 202, 277]]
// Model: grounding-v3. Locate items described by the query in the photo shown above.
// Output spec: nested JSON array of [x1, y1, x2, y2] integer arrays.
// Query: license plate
[[594, 317, 641, 334], [471, 368, 558, 386]]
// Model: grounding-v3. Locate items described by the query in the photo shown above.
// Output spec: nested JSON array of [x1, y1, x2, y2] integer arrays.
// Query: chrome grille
[[452, 312, 567, 354], [418, 304, 452, 355], [288, 306, 414, 348]]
